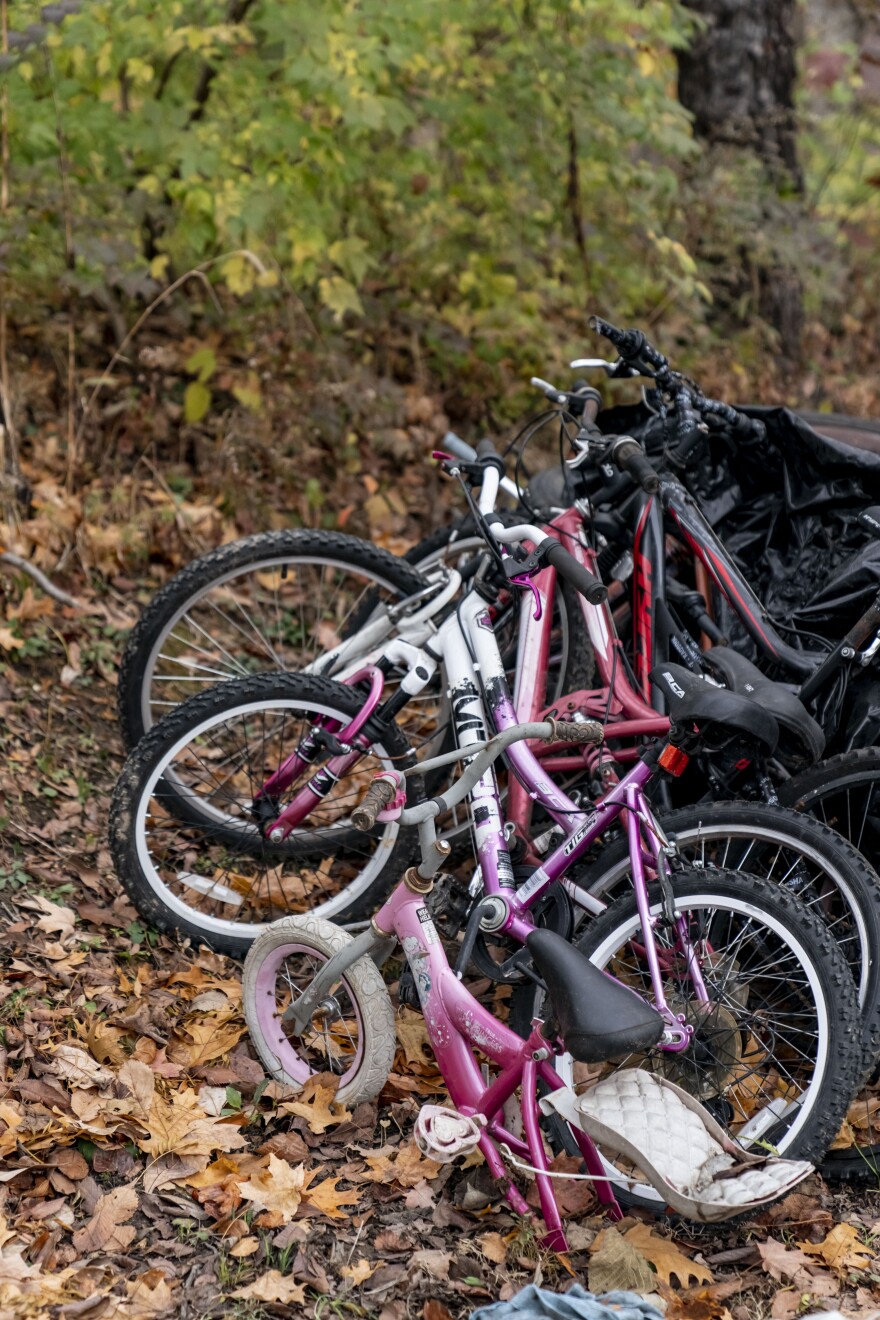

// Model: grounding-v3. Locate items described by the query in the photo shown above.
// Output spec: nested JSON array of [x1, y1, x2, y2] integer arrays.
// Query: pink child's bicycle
[[241, 465, 860, 1242]]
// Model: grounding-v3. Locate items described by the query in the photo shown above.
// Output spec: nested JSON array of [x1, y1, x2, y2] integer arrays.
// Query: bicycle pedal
[[414, 1106, 484, 1163]]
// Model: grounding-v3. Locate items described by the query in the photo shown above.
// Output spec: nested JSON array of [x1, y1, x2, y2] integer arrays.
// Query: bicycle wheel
[[574, 801, 880, 1070], [779, 747, 880, 1181], [243, 913, 396, 1106], [109, 673, 421, 956], [514, 869, 861, 1215], [118, 530, 427, 747]]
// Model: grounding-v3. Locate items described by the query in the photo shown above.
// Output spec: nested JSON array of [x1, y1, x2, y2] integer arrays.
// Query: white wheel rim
[[133, 696, 401, 938], [561, 889, 832, 1206]]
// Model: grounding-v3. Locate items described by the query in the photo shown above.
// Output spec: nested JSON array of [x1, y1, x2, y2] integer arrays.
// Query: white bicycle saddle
[[542, 1067, 812, 1223]]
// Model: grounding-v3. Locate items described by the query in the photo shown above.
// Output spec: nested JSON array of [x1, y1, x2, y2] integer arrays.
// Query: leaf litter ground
[[4, 593, 880, 1320]]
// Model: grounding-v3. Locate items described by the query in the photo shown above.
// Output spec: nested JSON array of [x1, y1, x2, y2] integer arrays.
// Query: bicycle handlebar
[[352, 716, 605, 831], [351, 775, 398, 831], [588, 316, 767, 450], [610, 437, 661, 494], [541, 538, 607, 604]]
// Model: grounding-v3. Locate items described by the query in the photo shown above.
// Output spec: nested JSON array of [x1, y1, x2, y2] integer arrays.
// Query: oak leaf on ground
[[363, 1140, 442, 1188], [304, 1176, 360, 1220], [233, 1270, 307, 1304], [799, 1222, 876, 1275], [624, 1224, 713, 1289], [237, 1153, 314, 1223], [280, 1072, 352, 1134]]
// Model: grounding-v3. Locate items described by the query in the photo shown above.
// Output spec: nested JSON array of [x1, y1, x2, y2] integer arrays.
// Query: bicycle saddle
[[701, 646, 825, 763], [526, 928, 664, 1063], [650, 663, 780, 755]]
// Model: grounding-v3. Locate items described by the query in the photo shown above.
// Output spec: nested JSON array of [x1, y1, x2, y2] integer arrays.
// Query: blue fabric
[[469, 1285, 665, 1320]]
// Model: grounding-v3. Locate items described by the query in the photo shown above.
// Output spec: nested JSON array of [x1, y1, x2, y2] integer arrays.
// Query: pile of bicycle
[[107, 316, 880, 1251]]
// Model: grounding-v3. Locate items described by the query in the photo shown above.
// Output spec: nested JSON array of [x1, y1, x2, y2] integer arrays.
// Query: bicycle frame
[[264, 575, 707, 1040]]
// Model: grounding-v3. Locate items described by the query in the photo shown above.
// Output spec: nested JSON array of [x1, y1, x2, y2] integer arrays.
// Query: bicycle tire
[[512, 869, 861, 1217], [242, 913, 396, 1106], [109, 672, 422, 956], [569, 801, 880, 1071], [779, 746, 880, 1181], [118, 529, 427, 748]]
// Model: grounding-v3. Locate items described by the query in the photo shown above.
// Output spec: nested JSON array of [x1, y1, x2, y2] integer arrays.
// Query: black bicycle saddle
[[701, 646, 825, 763], [526, 928, 664, 1064], [650, 663, 780, 755]]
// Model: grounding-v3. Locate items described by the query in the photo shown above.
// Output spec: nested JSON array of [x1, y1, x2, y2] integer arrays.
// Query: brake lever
[[569, 357, 641, 379]]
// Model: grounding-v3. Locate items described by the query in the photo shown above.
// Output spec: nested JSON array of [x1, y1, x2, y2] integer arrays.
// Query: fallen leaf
[[281, 1072, 352, 1134], [478, 1231, 508, 1264], [237, 1154, 312, 1223], [230, 1235, 260, 1258], [232, 1270, 307, 1304], [589, 1227, 656, 1296], [409, 1249, 452, 1280], [363, 1140, 442, 1189], [624, 1223, 713, 1289], [757, 1237, 817, 1284], [123, 1270, 177, 1320], [800, 1222, 876, 1275], [341, 1258, 381, 1285], [72, 1184, 139, 1254], [23, 894, 77, 940], [46, 1043, 115, 1090], [304, 1176, 360, 1220]]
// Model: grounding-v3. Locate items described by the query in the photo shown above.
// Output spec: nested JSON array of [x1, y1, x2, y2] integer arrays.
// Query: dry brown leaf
[[478, 1231, 508, 1264], [229, 1236, 260, 1258], [589, 1227, 656, 1296], [395, 1009, 436, 1069], [121, 1270, 177, 1320], [46, 1042, 115, 1091], [800, 1222, 876, 1275], [72, 1184, 139, 1254], [172, 1014, 247, 1067], [304, 1176, 360, 1220], [0, 626, 24, 652], [341, 1258, 381, 1285], [409, 1248, 452, 1280], [232, 1270, 307, 1304], [363, 1140, 442, 1189], [24, 894, 77, 940], [624, 1224, 713, 1289], [281, 1072, 352, 1134], [757, 1237, 818, 1284], [137, 1088, 247, 1161], [422, 1303, 455, 1320], [237, 1153, 313, 1223], [7, 586, 54, 622]]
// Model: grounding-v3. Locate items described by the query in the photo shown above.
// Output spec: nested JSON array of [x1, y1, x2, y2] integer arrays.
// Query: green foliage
[[3, 0, 698, 362]]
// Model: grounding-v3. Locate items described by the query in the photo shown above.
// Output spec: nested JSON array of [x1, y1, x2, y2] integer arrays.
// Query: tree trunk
[[677, 0, 805, 357], [678, 0, 802, 187]]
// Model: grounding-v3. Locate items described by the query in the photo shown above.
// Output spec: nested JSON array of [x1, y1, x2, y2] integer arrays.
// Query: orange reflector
[[659, 744, 690, 777]]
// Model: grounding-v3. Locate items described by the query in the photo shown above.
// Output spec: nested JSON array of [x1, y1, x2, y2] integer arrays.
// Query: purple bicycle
[[240, 469, 861, 1230], [241, 707, 854, 1241]]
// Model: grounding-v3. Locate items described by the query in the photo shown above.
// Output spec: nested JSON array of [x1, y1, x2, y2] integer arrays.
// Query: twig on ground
[[0, 550, 81, 607]]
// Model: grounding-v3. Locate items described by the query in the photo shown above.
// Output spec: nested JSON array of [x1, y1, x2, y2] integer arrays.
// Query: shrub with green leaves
[[5, 0, 699, 365]]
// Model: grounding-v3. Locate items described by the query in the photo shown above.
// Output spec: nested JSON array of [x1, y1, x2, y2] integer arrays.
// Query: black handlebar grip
[[610, 437, 661, 494], [589, 316, 645, 359], [352, 777, 397, 831], [542, 538, 607, 605], [476, 438, 498, 459]]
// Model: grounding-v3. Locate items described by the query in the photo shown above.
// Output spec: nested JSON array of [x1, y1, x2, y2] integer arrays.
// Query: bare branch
[[0, 550, 81, 607]]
